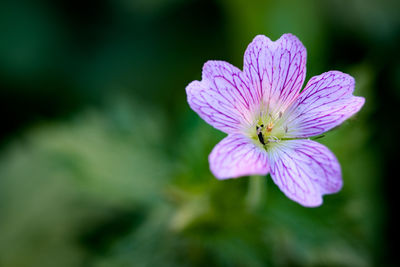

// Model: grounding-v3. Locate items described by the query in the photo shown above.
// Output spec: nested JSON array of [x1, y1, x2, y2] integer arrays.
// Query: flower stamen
[[256, 124, 266, 145], [266, 122, 274, 132]]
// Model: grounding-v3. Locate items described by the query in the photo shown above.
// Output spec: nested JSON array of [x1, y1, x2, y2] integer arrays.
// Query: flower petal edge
[[283, 71, 365, 138], [186, 61, 256, 134], [243, 33, 307, 114], [209, 134, 269, 179], [267, 139, 342, 207]]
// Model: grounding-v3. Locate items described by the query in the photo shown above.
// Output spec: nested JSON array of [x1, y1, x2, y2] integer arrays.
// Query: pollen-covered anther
[[266, 122, 274, 132]]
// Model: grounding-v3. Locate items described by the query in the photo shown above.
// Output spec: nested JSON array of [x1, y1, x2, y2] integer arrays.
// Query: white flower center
[[247, 109, 289, 148]]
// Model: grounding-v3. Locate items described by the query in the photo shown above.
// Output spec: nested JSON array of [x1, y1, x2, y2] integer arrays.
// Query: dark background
[[0, 0, 399, 266]]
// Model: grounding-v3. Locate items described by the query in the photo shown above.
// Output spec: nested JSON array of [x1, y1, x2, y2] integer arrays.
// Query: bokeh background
[[0, 0, 399, 266]]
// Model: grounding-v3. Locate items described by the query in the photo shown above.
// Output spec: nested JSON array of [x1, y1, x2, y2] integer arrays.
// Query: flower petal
[[209, 134, 269, 179], [267, 140, 342, 207], [243, 34, 307, 114], [284, 71, 365, 138], [186, 61, 255, 134]]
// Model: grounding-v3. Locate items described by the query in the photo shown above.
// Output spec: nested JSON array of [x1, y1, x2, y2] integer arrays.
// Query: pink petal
[[284, 71, 365, 138], [243, 34, 307, 114], [209, 134, 269, 179], [186, 61, 255, 134], [267, 140, 342, 207]]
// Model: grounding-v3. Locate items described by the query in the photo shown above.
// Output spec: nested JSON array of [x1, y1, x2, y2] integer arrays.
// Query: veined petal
[[209, 134, 269, 179], [243, 34, 307, 114], [267, 140, 342, 207], [186, 61, 255, 134], [283, 71, 365, 138]]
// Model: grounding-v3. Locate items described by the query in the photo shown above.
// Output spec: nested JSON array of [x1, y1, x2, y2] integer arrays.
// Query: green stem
[[246, 175, 266, 210]]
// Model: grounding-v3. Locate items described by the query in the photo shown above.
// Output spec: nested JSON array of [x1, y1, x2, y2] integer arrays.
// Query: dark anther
[[258, 132, 265, 145], [256, 124, 266, 145]]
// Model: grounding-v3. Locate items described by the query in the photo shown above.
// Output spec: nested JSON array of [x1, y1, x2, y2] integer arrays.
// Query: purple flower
[[186, 34, 364, 207]]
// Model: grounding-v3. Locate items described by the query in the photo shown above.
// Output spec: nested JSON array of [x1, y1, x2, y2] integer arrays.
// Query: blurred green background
[[0, 0, 399, 266]]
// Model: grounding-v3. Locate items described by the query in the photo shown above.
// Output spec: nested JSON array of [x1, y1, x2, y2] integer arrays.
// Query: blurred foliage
[[0, 99, 172, 266], [0, 0, 399, 266]]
